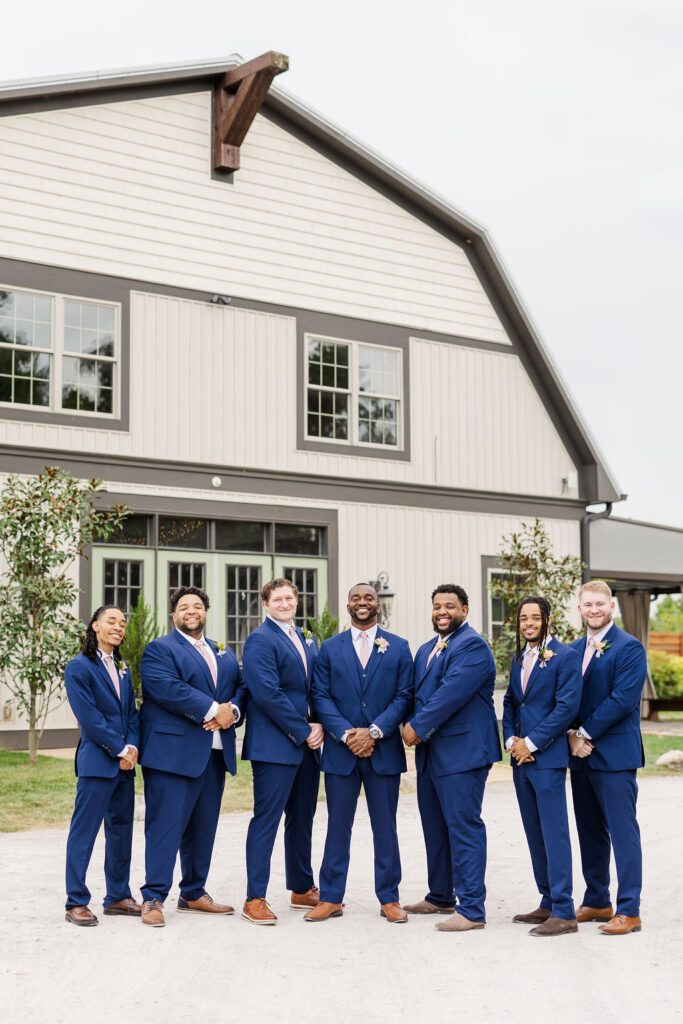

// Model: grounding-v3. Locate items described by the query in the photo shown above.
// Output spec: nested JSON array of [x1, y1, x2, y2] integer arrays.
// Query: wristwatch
[[369, 725, 381, 740]]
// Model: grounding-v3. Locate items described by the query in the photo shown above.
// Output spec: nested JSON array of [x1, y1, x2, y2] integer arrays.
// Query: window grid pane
[[61, 300, 116, 414], [103, 559, 143, 614], [284, 567, 318, 630], [306, 337, 350, 441], [226, 565, 262, 661], [0, 290, 53, 407]]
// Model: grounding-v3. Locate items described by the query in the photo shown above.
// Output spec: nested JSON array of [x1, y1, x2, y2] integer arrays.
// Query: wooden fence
[[650, 633, 683, 656]]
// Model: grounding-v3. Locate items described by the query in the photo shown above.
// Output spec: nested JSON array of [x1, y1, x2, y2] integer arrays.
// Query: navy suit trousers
[[320, 759, 401, 904], [65, 771, 135, 909], [513, 767, 574, 919], [141, 750, 226, 903], [416, 758, 491, 921], [570, 768, 641, 917], [246, 749, 320, 899]]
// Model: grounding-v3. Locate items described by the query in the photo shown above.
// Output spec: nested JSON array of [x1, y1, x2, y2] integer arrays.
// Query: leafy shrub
[[649, 650, 683, 699]]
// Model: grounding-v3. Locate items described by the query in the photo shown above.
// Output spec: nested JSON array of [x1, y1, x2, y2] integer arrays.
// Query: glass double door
[[92, 547, 328, 660]]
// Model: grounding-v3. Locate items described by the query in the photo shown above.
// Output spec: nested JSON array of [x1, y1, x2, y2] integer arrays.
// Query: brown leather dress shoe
[[402, 899, 456, 915], [290, 886, 320, 910], [303, 901, 344, 922], [177, 894, 234, 915], [576, 904, 614, 923], [598, 914, 642, 935], [103, 897, 142, 916], [435, 911, 485, 932], [529, 916, 578, 936], [512, 907, 551, 924], [141, 899, 165, 927], [380, 902, 408, 923], [242, 898, 277, 925], [65, 905, 98, 927]]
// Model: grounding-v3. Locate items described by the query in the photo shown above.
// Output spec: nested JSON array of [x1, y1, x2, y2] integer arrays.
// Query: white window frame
[[0, 283, 121, 419], [304, 332, 403, 451]]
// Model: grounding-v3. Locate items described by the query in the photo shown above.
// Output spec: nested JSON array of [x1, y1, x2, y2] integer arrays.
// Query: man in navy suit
[[64, 605, 140, 926], [402, 584, 501, 932], [306, 583, 413, 923], [241, 578, 323, 925], [502, 596, 582, 936], [138, 585, 245, 927], [569, 579, 647, 935]]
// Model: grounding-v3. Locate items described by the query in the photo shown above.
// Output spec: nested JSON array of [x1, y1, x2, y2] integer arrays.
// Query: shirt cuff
[[117, 744, 132, 758], [525, 736, 538, 752], [203, 701, 219, 722], [505, 736, 514, 750], [370, 723, 384, 738], [576, 726, 592, 740], [341, 731, 349, 744], [231, 704, 241, 724]]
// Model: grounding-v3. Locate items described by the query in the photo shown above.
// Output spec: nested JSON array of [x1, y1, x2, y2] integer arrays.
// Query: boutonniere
[[302, 628, 316, 647], [375, 637, 390, 654], [435, 639, 450, 654], [116, 659, 128, 677], [594, 641, 611, 659], [537, 645, 555, 669], [215, 642, 228, 658]]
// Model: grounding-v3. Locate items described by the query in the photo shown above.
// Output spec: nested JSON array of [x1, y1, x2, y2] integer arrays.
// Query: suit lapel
[[363, 629, 386, 690], [340, 631, 364, 693], [95, 656, 122, 707], [173, 631, 215, 693], [420, 637, 440, 682], [266, 619, 307, 681]]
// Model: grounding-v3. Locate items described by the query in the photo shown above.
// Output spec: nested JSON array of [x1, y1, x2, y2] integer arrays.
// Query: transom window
[[306, 335, 402, 449], [0, 286, 118, 416]]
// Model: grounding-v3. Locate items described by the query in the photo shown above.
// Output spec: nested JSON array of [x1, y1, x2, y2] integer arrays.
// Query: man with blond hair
[[569, 580, 647, 935]]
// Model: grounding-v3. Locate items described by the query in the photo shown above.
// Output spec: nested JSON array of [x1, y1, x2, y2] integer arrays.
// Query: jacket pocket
[[152, 723, 184, 736], [438, 720, 470, 737]]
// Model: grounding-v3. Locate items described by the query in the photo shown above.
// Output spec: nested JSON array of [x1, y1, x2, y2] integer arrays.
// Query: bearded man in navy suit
[[402, 584, 501, 932], [241, 578, 323, 925], [569, 579, 647, 936], [306, 583, 413, 923], [502, 596, 582, 936], [138, 585, 245, 927]]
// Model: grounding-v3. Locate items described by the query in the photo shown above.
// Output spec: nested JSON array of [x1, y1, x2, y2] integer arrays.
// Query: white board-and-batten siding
[[0, 292, 579, 498], [0, 90, 507, 342]]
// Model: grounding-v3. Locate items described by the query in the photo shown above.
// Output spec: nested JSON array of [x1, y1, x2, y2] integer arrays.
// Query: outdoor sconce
[[370, 571, 394, 628]]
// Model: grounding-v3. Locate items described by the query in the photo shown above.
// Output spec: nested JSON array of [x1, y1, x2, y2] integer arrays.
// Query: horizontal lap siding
[[0, 91, 508, 340]]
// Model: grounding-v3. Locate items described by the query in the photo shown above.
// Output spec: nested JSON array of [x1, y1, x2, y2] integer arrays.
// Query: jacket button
[[362, 702, 367, 708], [521, 702, 525, 707]]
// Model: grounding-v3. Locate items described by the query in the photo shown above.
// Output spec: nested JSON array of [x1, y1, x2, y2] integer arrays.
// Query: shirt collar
[[267, 614, 296, 635], [523, 635, 551, 657], [175, 627, 206, 646], [587, 622, 612, 644], [351, 624, 378, 643]]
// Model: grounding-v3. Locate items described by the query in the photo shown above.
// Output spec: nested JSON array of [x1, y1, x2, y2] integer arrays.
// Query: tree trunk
[[28, 689, 38, 766]]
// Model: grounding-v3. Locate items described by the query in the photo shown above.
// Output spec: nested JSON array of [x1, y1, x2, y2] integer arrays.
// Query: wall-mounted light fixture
[[370, 571, 394, 629]]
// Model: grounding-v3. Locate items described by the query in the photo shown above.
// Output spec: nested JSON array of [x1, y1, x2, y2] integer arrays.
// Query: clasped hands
[[507, 736, 535, 765], [119, 746, 138, 771], [203, 702, 237, 732], [568, 729, 594, 759], [346, 727, 374, 757], [402, 722, 421, 747]]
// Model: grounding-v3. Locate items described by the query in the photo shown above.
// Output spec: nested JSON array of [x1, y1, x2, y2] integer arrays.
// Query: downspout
[[580, 502, 613, 582]]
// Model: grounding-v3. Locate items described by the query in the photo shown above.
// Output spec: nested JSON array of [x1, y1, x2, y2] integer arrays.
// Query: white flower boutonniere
[[537, 645, 555, 669], [375, 637, 390, 654], [594, 640, 611, 659], [116, 659, 128, 678], [215, 642, 228, 658], [302, 628, 316, 647]]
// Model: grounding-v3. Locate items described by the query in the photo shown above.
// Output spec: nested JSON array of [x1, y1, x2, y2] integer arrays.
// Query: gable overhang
[[0, 57, 621, 505]]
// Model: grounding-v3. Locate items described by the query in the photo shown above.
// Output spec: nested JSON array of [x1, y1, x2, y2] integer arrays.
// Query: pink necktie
[[358, 631, 370, 669], [521, 652, 533, 693], [103, 654, 121, 701], [427, 640, 440, 667], [582, 636, 595, 675], [195, 640, 217, 687], [289, 626, 308, 676]]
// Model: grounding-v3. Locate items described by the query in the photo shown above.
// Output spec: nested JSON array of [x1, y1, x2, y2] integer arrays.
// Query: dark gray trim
[[0, 444, 587, 522], [480, 555, 504, 636], [82, 493, 339, 622], [0, 259, 130, 430], [0, 727, 79, 750], [590, 569, 683, 592], [297, 321, 411, 461]]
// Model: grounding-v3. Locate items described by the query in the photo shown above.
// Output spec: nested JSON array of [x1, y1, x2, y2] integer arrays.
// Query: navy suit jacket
[[411, 621, 501, 776], [241, 618, 319, 767], [311, 627, 413, 777], [139, 631, 245, 778], [65, 652, 139, 778], [570, 624, 646, 771], [502, 637, 582, 769]]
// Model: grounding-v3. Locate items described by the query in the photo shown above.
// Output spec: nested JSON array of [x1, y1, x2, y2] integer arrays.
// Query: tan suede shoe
[[576, 904, 614, 923], [141, 899, 165, 927], [512, 907, 551, 924], [402, 899, 455, 915], [103, 897, 142, 916], [242, 898, 277, 925], [598, 914, 642, 935], [303, 901, 344, 922], [435, 911, 485, 932], [529, 916, 578, 936], [65, 905, 98, 927], [380, 902, 408, 923], [290, 886, 320, 910], [177, 893, 234, 914]]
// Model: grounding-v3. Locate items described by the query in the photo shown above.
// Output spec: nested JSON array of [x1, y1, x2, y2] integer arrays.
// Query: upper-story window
[[305, 335, 402, 449], [0, 287, 118, 416]]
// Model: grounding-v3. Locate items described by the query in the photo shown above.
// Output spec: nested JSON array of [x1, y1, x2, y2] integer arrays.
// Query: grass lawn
[[1, 733, 681, 832]]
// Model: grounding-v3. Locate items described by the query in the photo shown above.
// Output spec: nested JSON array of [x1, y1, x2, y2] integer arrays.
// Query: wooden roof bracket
[[212, 51, 289, 172]]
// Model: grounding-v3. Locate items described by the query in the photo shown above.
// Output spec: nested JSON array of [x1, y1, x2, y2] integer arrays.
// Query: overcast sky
[[3, 0, 681, 527]]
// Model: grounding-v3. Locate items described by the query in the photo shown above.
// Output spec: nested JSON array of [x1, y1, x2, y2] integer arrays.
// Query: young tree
[[487, 518, 585, 672], [307, 601, 339, 646], [121, 595, 164, 701], [0, 467, 129, 763]]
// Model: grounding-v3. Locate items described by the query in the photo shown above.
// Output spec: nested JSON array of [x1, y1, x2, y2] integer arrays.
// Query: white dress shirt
[[342, 624, 382, 742], [576, 622, 613, 739], [504, 637, 552, 754], [175, 628, 240, 750], [97, 648, 137, 759]]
